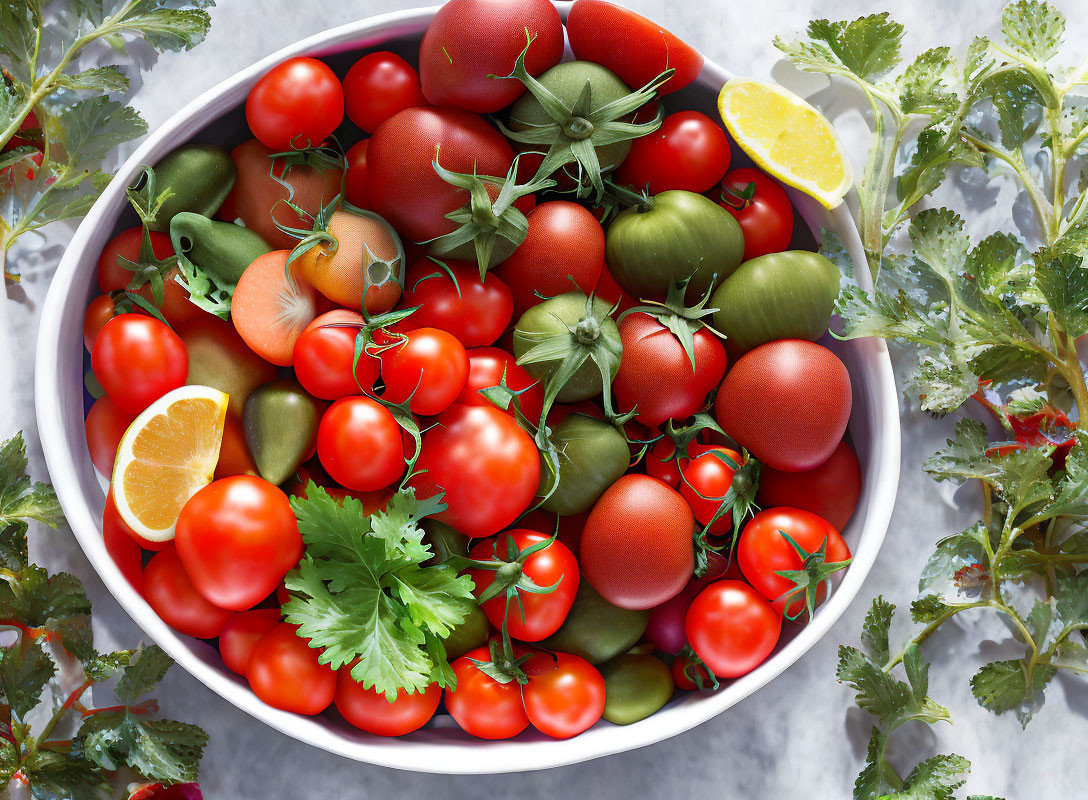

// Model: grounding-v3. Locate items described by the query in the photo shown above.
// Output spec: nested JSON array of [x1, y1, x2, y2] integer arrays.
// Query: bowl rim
[[35, 0, 901, 774]]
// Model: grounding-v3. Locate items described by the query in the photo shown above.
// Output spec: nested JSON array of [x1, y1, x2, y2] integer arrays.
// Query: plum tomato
[[316, 397, 405, 491], [143, 549, 233, 639], [343, 51, 427, 133], [246, 623, 336, 715], [293, 310, 380, 401], [758, 440, 861, 532], [91, 314, 188, 415], [523, 652, 606, 739], [396, 259, 513, 348], [245, 57, 343, 151], [84, 396, 135, 477], [456, 347, 544, 422], [379, 327, 468, 415], [445, 645, 530, 739], [219, 608, 282, 676], [335, 674, 440, 736], [716, 167, 794, 260], [685, 580, 781, 678], [616, 111, 731, 194], [678, 447, 742, 536]]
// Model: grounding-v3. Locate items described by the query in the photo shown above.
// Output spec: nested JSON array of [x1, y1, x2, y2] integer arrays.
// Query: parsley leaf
[[0, 432, 63, 530]]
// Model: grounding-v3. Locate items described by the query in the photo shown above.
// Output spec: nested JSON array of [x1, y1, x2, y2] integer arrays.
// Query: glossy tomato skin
[[523, 652, 606, 739], [717, 167, 794, 260], [84, 396, 135, 476], [457, 347, 544, 422], [343, 51, 427, 133], [396, 259, 512, 347], [91, 315, 188, 414], [380, 327, 469, 415], [613, 312, 727, 428], [411, 404, 540, 537], [103, 515, 144, 594], [96, 227, 174, 292], [175, 476, 302, 611], [293, 310, 380, 401], [566, 0, 702, 96], [686, 580, 781, 678], [468, 529, 579, 641], [316, 397, 405, 491], [418, 0, 563, 113], [715, 339, 851, 472], [445, 645, 530, 739], [678, 447, 742, 537], [738, 507, 851, 616], [758, 440, 861, 531], [493, 201, 605, 316], [671, 650, 714, 691], [245, 57, 344, 151], [344, 139, 370, 209], [617, 111, 730, 194], [83, 295, 117, 352], [580, 474, 695, 610], [143, 549, 233, 639], [335, 675, 440, 736], [104, 488, 168, 552], [218, 608, 281, 676], [247, 624, 336, 715]]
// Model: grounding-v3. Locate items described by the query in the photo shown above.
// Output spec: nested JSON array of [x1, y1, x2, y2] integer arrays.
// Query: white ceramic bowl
[[36, 2, 900, 774]]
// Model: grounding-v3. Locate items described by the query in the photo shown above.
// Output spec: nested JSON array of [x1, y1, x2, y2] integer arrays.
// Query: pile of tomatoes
[[82, 0, 862, 741]]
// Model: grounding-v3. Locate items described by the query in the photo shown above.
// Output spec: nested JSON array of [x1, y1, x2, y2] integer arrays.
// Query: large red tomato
[[616, 111, 731, 194], [336, 674, 440, 736], [758, 440, 861, 531], [523, 652, 605, 739], [91, 314, 188, 414], [245, 57, 343, 151], [715, 339, 851, 472], [343, 51, 427, 133], [411, 404, 540, 537], [247, 624, 336, 715], [445, 645, 530, 739], [580, 474, 694, 610], [418, 0, 564, 113], [143, 549, 233, 639], [456, 347, 544, 422], [613, 312, 726, 428], [396, 259, 512, 347], [685, 580, 781, 678]]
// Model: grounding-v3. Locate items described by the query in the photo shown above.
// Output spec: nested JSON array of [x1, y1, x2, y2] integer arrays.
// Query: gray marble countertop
[[2, 0, 1086, 796]]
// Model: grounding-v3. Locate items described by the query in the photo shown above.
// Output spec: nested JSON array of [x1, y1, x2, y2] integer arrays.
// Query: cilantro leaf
[[59, 96, 147, 167], [782, 14, 904, 82], [0, 635, 54, 721], [0, 567, 91, 626], [0, 432, 63, 529], [837, 644, 950, 728], [55, 66, 130, 93], [897, 48, 957, 116], [894, 753, 972, 800], [76, 713, 207, 785], [970, 659, 1054, 726], [923, 420, 996, 483], [115, 644, 173, 702], [22, 753, 110, 799], [1034, 255, 1088, 338], [1001, 0, 1065, 62]]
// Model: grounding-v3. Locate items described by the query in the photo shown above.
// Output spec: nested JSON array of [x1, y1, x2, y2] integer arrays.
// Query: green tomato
[[144, 144, 236, 232], [443, 603, 490, 661], [170, 212, 272, 287], [710, 250, 840, 354], [540, 582, 648, 665], [541, 414, 629, 515], [606, 190, 744, 302], [242, 379, 318, 486], [600, 653, 674, 725]]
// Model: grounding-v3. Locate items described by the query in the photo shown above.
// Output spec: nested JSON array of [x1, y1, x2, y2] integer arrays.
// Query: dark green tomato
[[243, 379, 319, 486], [170, 212, 272, 287], [541, 414, 629, 515], [145, 144, 236, 231], [710, 250, 840, 354], [442, 603, 490, 661], [540, 582, 647, 665], [422, 519, 469, 565], [600, 653, 674, 725], [512, 292, 621, 403], [606, 190, 744, 302]]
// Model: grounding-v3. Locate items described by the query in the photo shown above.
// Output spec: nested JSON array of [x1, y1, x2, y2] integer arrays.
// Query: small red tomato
[[219, 608, 282, 676], [316, 397, 405, 491], [380, 327, 468, 415], [96, 227, 174, 293], [344, 139, 370, 209], [84, 397, 135, 477], [91, 314, 188, 414], [247, 624, 336, 715], [292, 310, 380, 401], [445, 645, 530, 739], [84, 295, 117, 352], [523, 652, 606, 739], [645, 439, 713, 488], [678, 447, 742, 536], [343, 51, 427, 133], [757, 440, 862, 532], [671, 650, 715, 691], [716, 167, 794, 260], [396, 260, 513, 348], [245, 57, 344, 151], [685, 580, 781, 678], [617, 111, 731, 194], [143, 549, 233, 639], [456, 347, 544, 422], [103, 515, 144, 594], [104, 488, 168, 552], [335, 673, 441, 736]]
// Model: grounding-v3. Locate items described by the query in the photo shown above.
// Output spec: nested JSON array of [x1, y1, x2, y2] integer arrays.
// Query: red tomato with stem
[[316, 397, 405, 491], [247, 624, 336, 715], [645, 439, 713, 488], [445, 645, 530, 739], [758, 440, 862, 532], [143, 549, 233, 639], [616, 111, 731, 194], [245, 57, 344, 151], [380, 327, 468, 415], [344, 139, 370, 209], [395, 259, 512, 347], [467, 529, 579, 642], [293, 310, 380, 401], [716, 167, 795, 260], [685, 580, 781, 678], [678, 447, 742, 536], [335, 674, 440, 736], [96, 227, 174, 292], [83, 295, 117, 353], [523, 652, 605, 738], [84, 397, 135, 477], [219, 608, 281, 676], [671, 650, 715, 691], [91, 315, 188, 414], [344, 52, 427, 133], [456, 347, 544, 422]]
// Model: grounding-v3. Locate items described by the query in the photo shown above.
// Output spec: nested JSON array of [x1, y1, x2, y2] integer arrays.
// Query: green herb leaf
[[0, 635, 54, 721], [970, 659, 1055, 725], [76, 713, 207, 785], [55, 66, 130, 93], [1001, 0, 1065, 62], [0, 432, 63, 529]]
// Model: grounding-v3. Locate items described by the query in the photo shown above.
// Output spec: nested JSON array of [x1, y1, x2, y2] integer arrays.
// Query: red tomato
[[247, 624, 336, 715], [245, 57, 344, 151], [593, 266, 638, 316], [758, 440, 861, 532], [445, 645, 530, 739], [717, 167, 794, 260], [96, 227, 174, 292], [671, 650, 714, 691], [344, 139, 370, 209], [645, 439, 713, 488], [613, 312, 727, 428], [737, 507, 851, 616], [456, 347, 544, 422], [219, 608, 281, 676], [685, 580, 781, 678], [103, 488, 168, 552], [335, 674, 440, 736], [468, 529, 579, 641], [143, 549, 233, 639], [83, 295, 117, 353], [523, 652, 605, 739], [411, 404, 540, 537], [418, 0, 563, 113], [396, 259, 512, 347], [316, 396, 405, 491], [174, 476, 303, 612], [103, 514, 144, 594], [580, 474, 694, 610], [344, 51, 427, 133], [91, 314, 188, 414], [678, 447, 741, 536], [493, 202, 605, 316], [617, 112, 730, 194], [380, 328, 468, 415], [293, 310, 380, 401], [84, 397, 135, 477], [566, 0, 703, 96]]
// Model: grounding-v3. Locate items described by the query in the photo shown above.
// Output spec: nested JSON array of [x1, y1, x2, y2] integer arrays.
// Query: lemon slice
[[718, 77, 852, 209], [111, 385, 228, 542]]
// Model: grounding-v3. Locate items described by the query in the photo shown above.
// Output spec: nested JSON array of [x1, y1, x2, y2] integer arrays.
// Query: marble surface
[[2, 0, 1086, 796]]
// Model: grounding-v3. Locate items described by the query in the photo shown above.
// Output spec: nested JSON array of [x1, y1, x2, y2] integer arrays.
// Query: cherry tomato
[[91, 314, 188, 414], [379, 328, 468, 415], [247, 624, 336, 715], [292, 310, 380, 401], [716, 167, 794, 260], [316, 396, 405, 491], [103, 513, 144, 594], [617, 112, 731, 194], [83, 295, 117, 352], [84, 396, 136, 477], [344, 139, 370, 209], [523, 652, 605, 738], [757, 440, 862, 532], [396, 260, 513, 348], [685, 580, 781, 678], [468, 529, 579, 642], [343, 52, 427, 133], [445, 645, 530, 739], [456, 347, 544, 422], [335, 673, 440, 736], [143, 549, 233, 639], [219, 608, 281, 676], [96, 227, 174, 292], [645, 439, 712, 488], [174, 477, 301, 612], [678, 447, 742, 536], [104, 488, 168, 552], [671, 650, 714, 691], [245, 57, 344, 151]]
